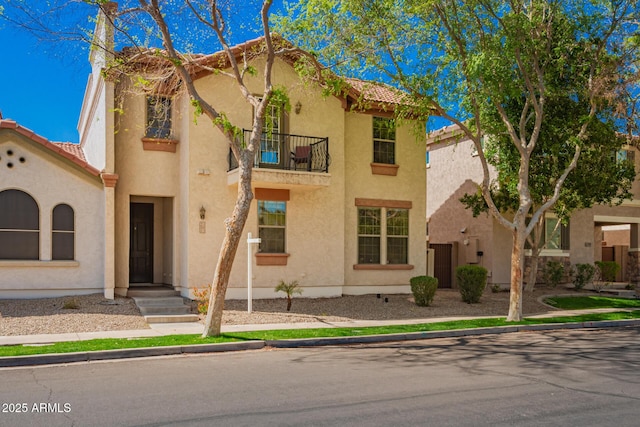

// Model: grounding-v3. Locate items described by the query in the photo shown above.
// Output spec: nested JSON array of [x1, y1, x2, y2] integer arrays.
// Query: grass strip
[[2, 310, 640, 358], [544, 296, 640, 310]]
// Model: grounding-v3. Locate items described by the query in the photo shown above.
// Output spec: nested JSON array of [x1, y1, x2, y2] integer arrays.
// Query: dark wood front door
[[431, 243, 453, 288], [130, 203, 153, 283]]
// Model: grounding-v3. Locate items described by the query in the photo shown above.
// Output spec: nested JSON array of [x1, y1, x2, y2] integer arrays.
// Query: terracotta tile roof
[[53, 142, 88, 162], [0, 119, 100, 177], [114, 36, 412, 112], [344, 78, 406, 106]]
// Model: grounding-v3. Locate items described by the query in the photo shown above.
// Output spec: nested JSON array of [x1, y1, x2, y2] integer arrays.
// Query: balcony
[[227, 130, 331, 189]]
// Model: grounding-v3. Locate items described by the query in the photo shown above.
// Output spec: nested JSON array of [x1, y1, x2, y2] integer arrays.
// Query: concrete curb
[[0, 341, 265, 368], [2, 319, 640, 368]]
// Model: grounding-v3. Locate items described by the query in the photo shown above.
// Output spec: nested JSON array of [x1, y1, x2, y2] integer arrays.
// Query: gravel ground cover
[[0, 288, 560, 336]]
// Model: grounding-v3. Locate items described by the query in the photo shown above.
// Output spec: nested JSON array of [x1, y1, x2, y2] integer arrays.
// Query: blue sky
[[0, 24, 90, 143]]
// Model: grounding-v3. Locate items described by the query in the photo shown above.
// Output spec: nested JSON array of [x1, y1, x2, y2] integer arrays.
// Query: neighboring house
[[0, 115, 108, 297], [426, 124, 640, 287], [0, 12, 426, 299]]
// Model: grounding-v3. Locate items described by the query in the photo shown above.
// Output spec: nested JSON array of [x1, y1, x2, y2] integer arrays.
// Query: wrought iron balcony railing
[[228, 130, 330, 173]]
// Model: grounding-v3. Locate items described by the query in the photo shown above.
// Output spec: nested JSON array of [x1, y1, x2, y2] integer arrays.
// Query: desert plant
[[62, 299, 79, 310], [490, 284, 502, 293], [410, 276, 438, 307], [191, 284, 212, 314], [456, 265, 487, 304], [543, 260, 565, 288], [571, 263, 596, 291], [275, 280, 303, 311], [625, 283, 636, 290], [595, 261, 620, 283]]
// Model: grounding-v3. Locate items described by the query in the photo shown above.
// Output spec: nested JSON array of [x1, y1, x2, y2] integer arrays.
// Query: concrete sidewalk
[[1, 307, 639, 368], [0, 307, 632, 346]]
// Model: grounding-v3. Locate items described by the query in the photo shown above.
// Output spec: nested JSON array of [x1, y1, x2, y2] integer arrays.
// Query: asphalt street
[[2, 326, 640, 426]]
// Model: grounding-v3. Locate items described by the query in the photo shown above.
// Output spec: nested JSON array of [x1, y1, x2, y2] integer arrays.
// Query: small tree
[[275, 280, 303, 311]]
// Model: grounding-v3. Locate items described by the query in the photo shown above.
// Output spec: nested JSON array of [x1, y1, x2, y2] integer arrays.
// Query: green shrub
[[572, 263, 596, 291], [595, 261, 620, 282], [543, 260, 565, 288], [410, 276, 438, 307], [456, 265, 487, 304]]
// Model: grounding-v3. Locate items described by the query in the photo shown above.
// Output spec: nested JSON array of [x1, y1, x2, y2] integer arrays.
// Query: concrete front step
[[132, 297, 187, 307], [143, 314, 200, 323], [127, 289, 180, 298], [128, 286, 199, 324], [139, 305, 192, 315]]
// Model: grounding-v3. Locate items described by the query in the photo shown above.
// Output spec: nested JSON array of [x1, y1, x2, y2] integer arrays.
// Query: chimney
[[90, 2, 118, 68]]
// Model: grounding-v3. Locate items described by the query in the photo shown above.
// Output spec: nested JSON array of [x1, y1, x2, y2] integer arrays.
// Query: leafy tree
[[280, 0, 640, 320], [461, 96, 636, 291], [2, 0, 311, 336]]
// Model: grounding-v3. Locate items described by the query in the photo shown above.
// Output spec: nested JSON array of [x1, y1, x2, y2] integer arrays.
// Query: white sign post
[[246, 232, 261, 313]]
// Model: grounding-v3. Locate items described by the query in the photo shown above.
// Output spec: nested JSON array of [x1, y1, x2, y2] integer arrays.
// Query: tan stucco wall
[[111, 57, 426, 299], [343, 113, 427, 290], [0, 133, 105, 298]]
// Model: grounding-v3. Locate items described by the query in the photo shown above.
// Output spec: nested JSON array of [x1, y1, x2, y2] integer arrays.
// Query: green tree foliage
[[280, 0, 640, 321]]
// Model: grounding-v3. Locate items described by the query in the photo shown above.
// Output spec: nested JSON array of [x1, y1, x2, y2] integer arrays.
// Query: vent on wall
[[2, 148, 26, 169]]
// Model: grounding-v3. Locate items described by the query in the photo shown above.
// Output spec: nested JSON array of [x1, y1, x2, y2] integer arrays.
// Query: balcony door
[[259, 103, 287, 169]]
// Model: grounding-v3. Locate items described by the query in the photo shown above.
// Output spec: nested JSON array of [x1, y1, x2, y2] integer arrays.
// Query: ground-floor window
[[358, 207, 409, 264], [52, 204, 75, 260], [258, 200, 286, 253], [0, 189, 39, 260]]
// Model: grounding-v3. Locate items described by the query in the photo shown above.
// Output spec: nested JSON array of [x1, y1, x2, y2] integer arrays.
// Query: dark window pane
[[373, 140, 395, 164], [387, 209, 408, 236], [53, 204, 74, 231], [358, 208, 380, 235], [373, 117, 395, 140], [52, 232, 74, 260], [259, 228, 285, 253], [358, 236, 380, 264], [0, 231, 39, 260], [0, 189, 39, 230], [387, 237, 408, 264], [146, 96, 172, 138]]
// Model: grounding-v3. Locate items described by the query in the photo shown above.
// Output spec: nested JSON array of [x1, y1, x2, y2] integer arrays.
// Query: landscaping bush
[[543, 260, 565, 288], [456, 265, 487, 304], [595, 261, 620, 283], [571, 263, 596, 291], [410, 276, 438, 307]]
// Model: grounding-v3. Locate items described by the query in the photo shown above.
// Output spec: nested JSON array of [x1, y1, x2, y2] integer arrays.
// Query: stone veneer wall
[[627, 252, 640, 284], [524, 256, 572, 285]]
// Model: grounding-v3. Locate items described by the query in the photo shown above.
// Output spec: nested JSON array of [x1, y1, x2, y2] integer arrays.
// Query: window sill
[[0, 260, 79, 268], [256, 253, 289, 266], [141, 137, 179, 153], [370, 163, 399, 176], [353, 264, 414, 270]]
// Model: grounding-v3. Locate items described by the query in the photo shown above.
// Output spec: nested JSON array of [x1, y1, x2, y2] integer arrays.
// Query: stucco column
[[101, 173, 118, 299]]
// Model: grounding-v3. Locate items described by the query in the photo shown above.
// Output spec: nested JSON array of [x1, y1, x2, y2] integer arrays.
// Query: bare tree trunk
[[524, 253, 538, 292], [507, 229, 525, 321], [202, 159, 254, 337]]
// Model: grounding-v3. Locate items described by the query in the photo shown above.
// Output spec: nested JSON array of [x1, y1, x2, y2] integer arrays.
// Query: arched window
[[52, 204, 75, 260], [0, 189, 39, 260]]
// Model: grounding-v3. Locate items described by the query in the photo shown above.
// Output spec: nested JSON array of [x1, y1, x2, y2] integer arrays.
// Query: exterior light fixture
[[200, 206, 206, 220], [295, 101, 302, 114]]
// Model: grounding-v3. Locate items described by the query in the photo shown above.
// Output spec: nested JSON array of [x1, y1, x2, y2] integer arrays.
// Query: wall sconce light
[[295, 101, 302, 114], [460, 227, 467, 234], [200, 206, 206, 220]]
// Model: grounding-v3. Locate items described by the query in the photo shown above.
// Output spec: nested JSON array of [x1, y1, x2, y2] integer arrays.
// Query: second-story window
[[146, 96, 172, 139], [373, 117, 395, 164]]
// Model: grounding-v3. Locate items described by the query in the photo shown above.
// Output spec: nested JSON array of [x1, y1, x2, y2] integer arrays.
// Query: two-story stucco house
[[426, 124, 640, 288], [0, 18, 426, 299]]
